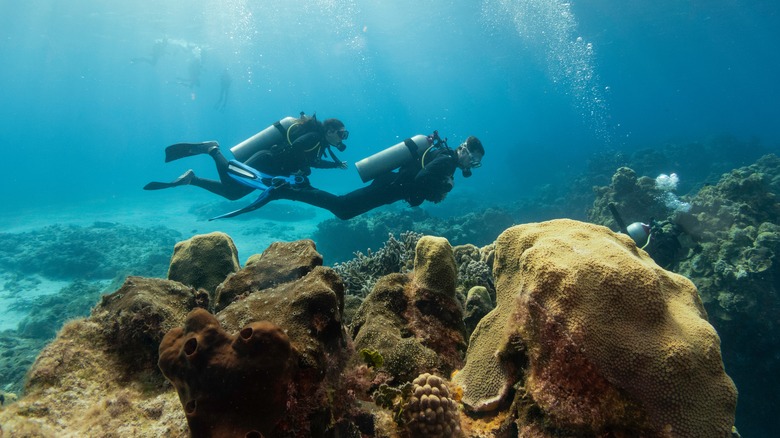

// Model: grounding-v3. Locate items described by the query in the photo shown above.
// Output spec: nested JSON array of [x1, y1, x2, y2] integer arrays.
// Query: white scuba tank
[[355, 134, 431, 183], [230, 117, 297, 162]]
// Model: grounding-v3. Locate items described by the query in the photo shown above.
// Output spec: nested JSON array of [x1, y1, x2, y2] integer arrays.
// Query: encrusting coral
[[454, 219, 737, 437], [158, 308, 295, 438]]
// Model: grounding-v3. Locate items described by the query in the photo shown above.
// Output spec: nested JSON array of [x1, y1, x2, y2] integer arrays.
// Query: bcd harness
[[272, 115, 344, 168]]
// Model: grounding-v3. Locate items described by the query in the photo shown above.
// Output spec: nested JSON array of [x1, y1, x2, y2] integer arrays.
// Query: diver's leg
[[330, 180, 402, 219], [164, 141, 219, 162], [275, 178, 400, 220]]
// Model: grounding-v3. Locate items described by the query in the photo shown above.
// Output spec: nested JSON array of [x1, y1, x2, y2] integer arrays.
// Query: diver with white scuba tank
[[212, 131, 485, 220], [144, 112, 349, 203]]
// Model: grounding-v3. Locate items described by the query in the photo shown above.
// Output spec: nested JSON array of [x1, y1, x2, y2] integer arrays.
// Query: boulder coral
[[167, 232, 240, 301], [158, 308, 294, 438], [213, 239, 322, 312], [454, 219, 737, 437], [351, 236, 467, 384]]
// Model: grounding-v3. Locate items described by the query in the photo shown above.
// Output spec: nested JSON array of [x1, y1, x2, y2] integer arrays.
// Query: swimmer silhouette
[[214, 68, 232, 111], [131, 37, 168, 65]]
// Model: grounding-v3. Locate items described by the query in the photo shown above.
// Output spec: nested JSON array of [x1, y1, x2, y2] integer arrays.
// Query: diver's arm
[[310, 158, 343, 169]]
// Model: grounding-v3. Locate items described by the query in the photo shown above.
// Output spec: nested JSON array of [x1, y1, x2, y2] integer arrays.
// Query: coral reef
[[672, 154, 780, 434], [0, 222, 179, 280], [216, 264, 347, 382], [350, 236, 467, 385], [454, 219, 737, 437], [0, 277, 200, 436], [333, 231, 421, 298], [588, 154, 780, 435], [314, 207, 515, 263], [463, 286, 493, 337], [167, 232, 240, 300], [158, 308, 294, 437], [0, 218, 741, 437], [92, 276, 209, 370], [213, 239, 323, 312], [588, 166, 672, 230]]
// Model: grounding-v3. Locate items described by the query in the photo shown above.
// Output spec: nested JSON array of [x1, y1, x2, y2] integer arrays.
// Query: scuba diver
[[144, 113, 349, 205], [209, 133, 484, 220], [608, 202, 685, 269]]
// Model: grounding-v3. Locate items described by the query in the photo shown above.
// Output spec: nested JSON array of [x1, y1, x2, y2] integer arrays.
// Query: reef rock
[[454, 219, 737, 437], [351, 236, 467, 384], [589, 166, 671, 229], [191, 241, 354, 436], [167, 232, 240, 301], [213, 239, 323, 312], [92, 276, 209, 370], [0, 277, 204, 436], [217, 264, 347, 378], [158, 308, 294, 438]]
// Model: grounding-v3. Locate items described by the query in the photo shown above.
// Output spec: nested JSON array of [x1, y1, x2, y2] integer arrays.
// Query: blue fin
[[208, 188, 275, 221]]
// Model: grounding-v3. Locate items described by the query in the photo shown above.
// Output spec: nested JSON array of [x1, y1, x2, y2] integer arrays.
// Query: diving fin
[[164, 141, 219, 162], [209, 188, 275, 220], [143, 170, 194, 190], [226, 160, 274, 190]]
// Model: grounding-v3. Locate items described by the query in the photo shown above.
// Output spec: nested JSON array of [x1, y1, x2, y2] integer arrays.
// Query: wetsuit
[[190, 121, 341, 200], [266, 147, 458, 219]]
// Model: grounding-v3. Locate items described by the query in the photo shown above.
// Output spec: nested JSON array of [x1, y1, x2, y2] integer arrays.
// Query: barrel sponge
[[158, 308, 294, 437], [413, 236, 457, 297], [457, 219, 738, 436]]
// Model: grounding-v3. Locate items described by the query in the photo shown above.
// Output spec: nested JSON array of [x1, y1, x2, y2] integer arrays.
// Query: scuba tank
[[229, 116, 297, 162], [355, 135, 431, 183]]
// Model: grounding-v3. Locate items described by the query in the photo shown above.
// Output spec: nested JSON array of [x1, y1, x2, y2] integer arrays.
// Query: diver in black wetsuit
[[144, 114, 349, 200], [257, 135, 484, 220]]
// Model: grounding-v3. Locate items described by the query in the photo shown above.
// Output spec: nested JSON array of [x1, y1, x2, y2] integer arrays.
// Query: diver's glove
[[338, 161, 348, 170]]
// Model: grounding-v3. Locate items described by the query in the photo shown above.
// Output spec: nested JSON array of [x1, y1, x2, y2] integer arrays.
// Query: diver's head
[[324, 118, 349, 151], [456, 136, 484, 178]]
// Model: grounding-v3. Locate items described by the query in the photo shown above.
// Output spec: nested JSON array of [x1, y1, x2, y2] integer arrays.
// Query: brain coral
[[455, 219, 737, 437]]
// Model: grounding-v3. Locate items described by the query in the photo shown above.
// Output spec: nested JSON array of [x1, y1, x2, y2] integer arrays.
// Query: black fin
[[164, 141, 218, 162]]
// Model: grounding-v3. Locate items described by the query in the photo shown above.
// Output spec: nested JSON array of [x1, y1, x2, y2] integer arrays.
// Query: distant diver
[[130, 37, 169, 65], [214, 68, 232, 111], [177, 45, 203, 89]]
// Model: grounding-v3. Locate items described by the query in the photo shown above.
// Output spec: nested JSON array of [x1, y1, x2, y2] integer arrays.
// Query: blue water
[[1, 0, 779, 435], [2, 0, 776, 211]]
